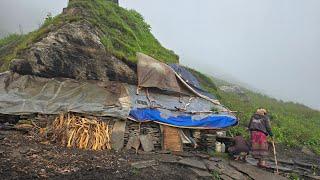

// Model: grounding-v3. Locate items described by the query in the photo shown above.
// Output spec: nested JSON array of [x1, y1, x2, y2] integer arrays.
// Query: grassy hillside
[[68, 0, 178, 63], [0, 0, 178, 71], [211, 78, 320, 154], [0, 34, 24, 71]]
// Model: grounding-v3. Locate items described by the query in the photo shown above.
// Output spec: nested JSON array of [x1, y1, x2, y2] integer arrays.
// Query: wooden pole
[[136, 122, 141, 154], [272, 138, 279, 174]]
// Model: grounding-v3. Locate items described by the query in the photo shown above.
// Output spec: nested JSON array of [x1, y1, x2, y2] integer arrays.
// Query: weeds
[[211, 170, 221, 180]]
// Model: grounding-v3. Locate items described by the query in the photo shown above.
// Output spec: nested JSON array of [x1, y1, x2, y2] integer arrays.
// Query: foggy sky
[[120, 0, 320, 110], [0, 0, 67, 36], [0, 0, 319, 110]]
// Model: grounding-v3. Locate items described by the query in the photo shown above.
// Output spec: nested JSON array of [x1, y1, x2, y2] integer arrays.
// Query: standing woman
[[248, 108, 273, 168]]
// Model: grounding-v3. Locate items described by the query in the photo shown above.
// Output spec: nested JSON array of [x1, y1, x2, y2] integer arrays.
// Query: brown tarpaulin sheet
[[0, 72, 130, 119], [137, 53, 181, 93]]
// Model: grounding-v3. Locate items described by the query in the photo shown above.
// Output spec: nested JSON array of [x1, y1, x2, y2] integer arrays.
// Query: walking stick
[[271, 137, 279, 174]]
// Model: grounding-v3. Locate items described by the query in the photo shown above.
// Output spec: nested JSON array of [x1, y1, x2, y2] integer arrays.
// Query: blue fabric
[[193, 86, 217, 100], [169, 64, 202, 89], [169, 64, 216, 99], [130, 108, 238, 129]]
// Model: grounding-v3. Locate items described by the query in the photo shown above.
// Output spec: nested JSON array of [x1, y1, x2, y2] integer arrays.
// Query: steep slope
[[211, 77, 320, 154], [0, 0, 178, 83]]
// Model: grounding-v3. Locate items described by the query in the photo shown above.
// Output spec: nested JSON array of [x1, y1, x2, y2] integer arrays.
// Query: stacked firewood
[[48, 113, 112, 150]]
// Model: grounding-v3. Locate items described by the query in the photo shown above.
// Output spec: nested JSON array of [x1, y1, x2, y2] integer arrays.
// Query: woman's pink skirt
[[251, 131, 269, 159]]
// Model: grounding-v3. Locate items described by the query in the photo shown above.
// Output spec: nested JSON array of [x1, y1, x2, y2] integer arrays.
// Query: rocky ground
[[0, 126, 319, 180]]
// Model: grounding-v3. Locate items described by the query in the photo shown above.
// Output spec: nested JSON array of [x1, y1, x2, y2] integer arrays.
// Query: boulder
[[10, 21, 137, 84]]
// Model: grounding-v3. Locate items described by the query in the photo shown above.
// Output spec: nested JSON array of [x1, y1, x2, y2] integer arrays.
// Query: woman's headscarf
[[256, 108, 267, 116]]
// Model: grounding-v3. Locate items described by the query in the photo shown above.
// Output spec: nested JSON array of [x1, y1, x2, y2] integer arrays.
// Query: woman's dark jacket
[[248, 114, 273, 136]]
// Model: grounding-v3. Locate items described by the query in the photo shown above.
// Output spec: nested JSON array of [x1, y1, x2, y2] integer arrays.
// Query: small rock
[[301, 146, 315, 156], [19, 148, 30, 154], [118, 158, 126, 162]]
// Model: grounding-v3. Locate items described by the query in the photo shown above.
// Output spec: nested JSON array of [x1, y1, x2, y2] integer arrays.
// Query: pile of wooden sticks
[[50, 113, 111, 150]]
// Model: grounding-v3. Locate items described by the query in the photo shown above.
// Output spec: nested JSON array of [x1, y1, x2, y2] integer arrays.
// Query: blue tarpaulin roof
[[130, 108, 238, 129]]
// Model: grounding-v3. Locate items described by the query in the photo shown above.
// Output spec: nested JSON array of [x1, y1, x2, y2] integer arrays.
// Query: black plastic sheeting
[[169, 64, 216, 100]]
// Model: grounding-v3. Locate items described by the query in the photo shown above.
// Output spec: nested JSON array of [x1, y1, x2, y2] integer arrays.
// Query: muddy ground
[[0, 130, 200, 180], [0, 127, 319, 180]]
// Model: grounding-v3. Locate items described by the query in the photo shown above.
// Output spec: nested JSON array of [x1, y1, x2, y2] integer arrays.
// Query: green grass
[[211, 170, 221, 180], [209, 78, 320, 154], [0, 34, 25, 71], [68, 0, 178, 63], [0, 0, 178, 71], [0, 34, 23, 48], [0, 14, 80, 71]]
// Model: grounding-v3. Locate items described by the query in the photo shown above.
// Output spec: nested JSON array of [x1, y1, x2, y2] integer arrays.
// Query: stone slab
[[194, 153, 210, 159], [305, 175, 320, 180], [230, 161, 288, 180], [189, 167, 212, 177], [158, 155, 179, 163], [178, 158, 207, 170], [140, 134, 154, 152], [126, 135, 141, 151], [247, 157, 293, 173], [294, 160, 318, 168], [269, 158, 294, 165], [111, 120, 126, 151], [172, 151, 194, 157], [220, 175, 233, 180], [204, 160, 247, 180], [203, 160, 219, 171], [131, 160, 157, 169]]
